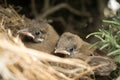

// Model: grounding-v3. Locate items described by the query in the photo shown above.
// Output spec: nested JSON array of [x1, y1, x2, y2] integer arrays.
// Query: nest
[[0, 6, 113, 80]]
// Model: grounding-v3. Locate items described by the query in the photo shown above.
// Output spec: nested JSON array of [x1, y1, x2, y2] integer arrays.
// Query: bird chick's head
[[18, 20, 48, 43], [54, 32, 83, 55]]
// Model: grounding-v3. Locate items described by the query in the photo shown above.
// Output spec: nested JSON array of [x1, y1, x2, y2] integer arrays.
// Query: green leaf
[[86, 32, 102, 38], [100, 43, 109, 50], [108, 49, 120, 56], [88, 41, 100, 49], [103, 20, 120, 25], [94, 35, 105, 42], [115, 55, 120, 63], [87, 13, 120, 63]]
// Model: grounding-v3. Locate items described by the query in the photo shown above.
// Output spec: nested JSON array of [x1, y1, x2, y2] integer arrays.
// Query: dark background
[[0, 0, 112, 42]]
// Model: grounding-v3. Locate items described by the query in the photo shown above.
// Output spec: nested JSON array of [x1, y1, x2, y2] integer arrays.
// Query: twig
[[31, 0, 38, 17], [4, 0, 8, 7], [51, 17, 67, 27], [73, 63, 108, 79], [8, 65, 27, 80], [39, 3, 90, 19], [97, 0, 106, 18], [52, 66, 83, 74], [43, 0, 50, 11]]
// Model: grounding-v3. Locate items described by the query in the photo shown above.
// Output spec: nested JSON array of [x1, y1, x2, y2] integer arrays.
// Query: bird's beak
[[54, 49, 70, 55], [17, 28, 35, 39], [35, 38, 44, 42]]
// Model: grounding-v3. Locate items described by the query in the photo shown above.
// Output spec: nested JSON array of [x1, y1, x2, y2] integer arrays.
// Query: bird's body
[[54, 32, 95, 60], [18, 20, 59, 53], [86, 56, 116, 76]]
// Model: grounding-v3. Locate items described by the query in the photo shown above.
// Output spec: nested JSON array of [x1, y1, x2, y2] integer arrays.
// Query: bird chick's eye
[[35, 31, 41, 36], [67, 45, 76, 52], [69, 47, 74, 52]]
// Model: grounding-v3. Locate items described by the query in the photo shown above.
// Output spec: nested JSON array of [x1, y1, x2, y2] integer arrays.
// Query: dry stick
[[31, 65, 56, 80], [53, 66, 83, 74], [5, 6, 24, 24], [18, 58, 50, 79], [0, 38, 88, 69], [0, 39, 88, 80], [51, 17, 67, 27], [97, 0, 106, 18], [73, 63, 109, 80], [31, 0, 38, 17], [0, 17, 6, 31], [39, 3, 90, 19], [31, 65, 60, 80], [0, 35, 90, 77], [4, 0, 8, 7], [0, 6, 11, 17], [1, 40, 75, 80], [23, 69, 36, 80], [8, 64, 27, 80], [17, 53, 73, 80], [30, 59, 73, 80], [0, 31, 90, 80], [10, 6, 21, 19], [81, 0, 86, 12], [43, 0, 50, 11], [9, 55, 45, 80], [0, 58, 17, 80]]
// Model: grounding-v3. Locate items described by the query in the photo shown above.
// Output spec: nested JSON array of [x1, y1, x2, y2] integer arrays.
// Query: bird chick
[[86, 56, 116, 76], [18, 20, 59, 53], [54, 32, 95, 60]]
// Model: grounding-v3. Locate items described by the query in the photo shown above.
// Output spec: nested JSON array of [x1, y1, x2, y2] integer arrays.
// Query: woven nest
[[0, 6, 108, 80]]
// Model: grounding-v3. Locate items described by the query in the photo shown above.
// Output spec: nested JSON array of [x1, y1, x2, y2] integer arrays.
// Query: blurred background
[[0, 0, 119, 42]]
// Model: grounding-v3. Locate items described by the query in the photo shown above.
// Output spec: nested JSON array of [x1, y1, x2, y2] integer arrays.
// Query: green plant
[[86, 10, 120, 63]]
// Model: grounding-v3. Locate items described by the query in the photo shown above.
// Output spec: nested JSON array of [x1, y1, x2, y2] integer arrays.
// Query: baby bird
[[86, 56, 116, 76], [18, 20, 59, 53], [54, 32, 95, 60]]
